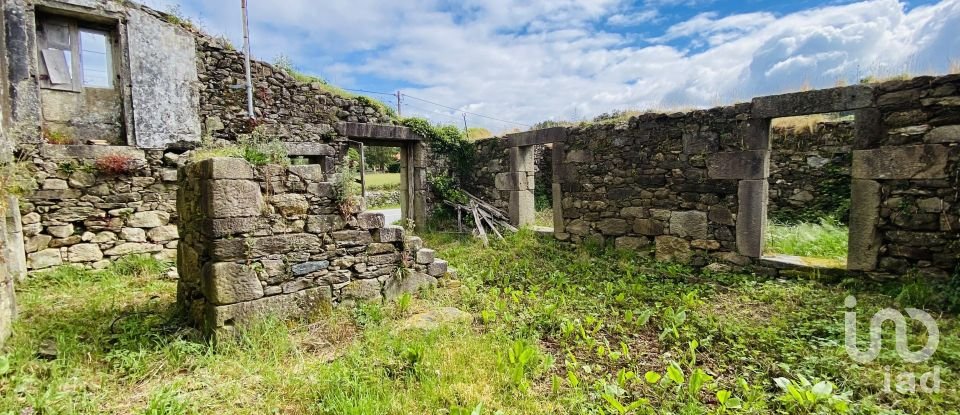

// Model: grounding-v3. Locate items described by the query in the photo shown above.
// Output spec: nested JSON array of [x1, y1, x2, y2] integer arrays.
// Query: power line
[[338, 87, 530, 128], [402, 94, 530, 127], [342, 87, 395, 97], [402, 102, 462, 121]]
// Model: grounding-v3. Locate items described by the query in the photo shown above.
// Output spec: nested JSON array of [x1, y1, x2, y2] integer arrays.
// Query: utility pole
[[241, 0, 255, 119], [396, 91, 402, 117], [462, 113, 468, 134]]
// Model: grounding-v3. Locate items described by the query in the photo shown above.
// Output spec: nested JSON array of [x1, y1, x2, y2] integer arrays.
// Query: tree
[[364, 146, 399, 172]]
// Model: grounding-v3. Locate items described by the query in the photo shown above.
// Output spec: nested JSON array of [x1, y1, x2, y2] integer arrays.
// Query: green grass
[[534, 208, 553, 228], [366, 173, 401, 191], [3, 234, 958, 414], [765, 218, 849, 260]]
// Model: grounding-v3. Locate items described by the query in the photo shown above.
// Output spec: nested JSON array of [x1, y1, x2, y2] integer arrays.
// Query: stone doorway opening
[[762, 112, 854, 270]]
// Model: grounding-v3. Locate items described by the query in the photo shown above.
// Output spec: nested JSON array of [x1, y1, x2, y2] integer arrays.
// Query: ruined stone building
[[0, 0, 957, 342]]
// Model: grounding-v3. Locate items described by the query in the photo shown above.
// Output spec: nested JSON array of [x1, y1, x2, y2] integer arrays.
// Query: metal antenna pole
[[242, 0, 255, 119]]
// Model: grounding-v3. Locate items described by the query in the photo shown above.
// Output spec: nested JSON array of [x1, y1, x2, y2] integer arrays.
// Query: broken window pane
[[43, 21, 71, 50], [41, 48, 72, 85], [80, 29, 111, 88]]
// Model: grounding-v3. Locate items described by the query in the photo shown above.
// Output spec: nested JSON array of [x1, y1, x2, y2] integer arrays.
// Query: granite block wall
[[177, 157, 449, 336], [863, 75, 960, 278]]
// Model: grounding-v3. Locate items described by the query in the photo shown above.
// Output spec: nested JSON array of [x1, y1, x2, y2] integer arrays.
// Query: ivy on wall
[[400, 118, 476, 204]]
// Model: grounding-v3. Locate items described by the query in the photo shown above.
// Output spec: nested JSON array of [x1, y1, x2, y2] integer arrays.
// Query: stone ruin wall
[[176, 158, 449, 336], [768, 122, 853, 223], [1, 0, 22, 346], [466, 74, 959, 280], [21, 146, 180, 270], [9, 0, 395, 272], [869, 76, 960, 277], [196, 36, 392, 147], [472, 122, 854, 227]]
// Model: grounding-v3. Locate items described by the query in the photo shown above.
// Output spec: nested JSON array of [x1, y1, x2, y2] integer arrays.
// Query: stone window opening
[[38, 17, 116, 92], [36, 12, 126, 146]]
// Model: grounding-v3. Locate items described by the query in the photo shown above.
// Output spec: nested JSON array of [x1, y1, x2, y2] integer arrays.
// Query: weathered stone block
[[736, 180, 767, 258], [670, 211, 708, 239], [633, 219, 664, 236], [707, 150, 769, 180], [708, 205, 734, 225], [202, 262, 264, 305], [271, 194, 309, 217], [384, 272, 437, 301], [306, 215, 346, 233], [509, 190, 535, 227], [292, 260, 330, 276], [367, 243, 397, 255], [332, 230, 374, 246], [593, 218, 625, 236], [374, 226, 404, 243], [201, 217, 259, 238], [47, 224, 74, 238], [415, 248, 435, 265], [197, 157, 254, 180], [368, 253, 400, 266], [923, 125, 960, 143], [147, 225, 179, 242], [28, 248, 63, 269], [127, 211, 171, 228], [104, 243, 164, 256], [67, 244, 104, 262], [287, 164, 326, 182], [357, 212, 386, 229], [847, 179, 881, 271], [655, 236, 692, 264], [566, 219, 590, 236], [427, 259, 448, 277], [852, 145, 948, 179], [204, 286, 332, 335], [307, 182, 335, 198], [341, 279, 383, 302], [25, 235, 52, 253], [202, 180, 263, 219], [751, 85, 873, 118], [404, 236, 424, 253]]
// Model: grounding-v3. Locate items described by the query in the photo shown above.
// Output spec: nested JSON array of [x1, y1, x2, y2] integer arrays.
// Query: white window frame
[[37, 17, 115, 92], [78, 28, 113, 89]]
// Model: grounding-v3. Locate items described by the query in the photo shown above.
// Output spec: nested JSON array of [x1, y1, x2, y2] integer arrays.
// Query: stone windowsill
[[39, 144, 146, 161]]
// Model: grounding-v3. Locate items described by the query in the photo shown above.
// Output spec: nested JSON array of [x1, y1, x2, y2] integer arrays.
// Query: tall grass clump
[[765, 218, 848, 260]]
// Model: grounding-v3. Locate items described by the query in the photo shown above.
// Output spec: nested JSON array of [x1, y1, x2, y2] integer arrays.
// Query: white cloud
[[164, 0, 960, 132]]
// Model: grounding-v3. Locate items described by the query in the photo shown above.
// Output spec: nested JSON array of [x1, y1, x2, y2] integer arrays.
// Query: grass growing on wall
[[765, 218, 849, 260]]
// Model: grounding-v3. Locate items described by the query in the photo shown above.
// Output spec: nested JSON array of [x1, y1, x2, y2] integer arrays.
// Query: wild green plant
[[502, 340, 542, 391], [333, 159, 362, 216], [773, 375, 850, 414]]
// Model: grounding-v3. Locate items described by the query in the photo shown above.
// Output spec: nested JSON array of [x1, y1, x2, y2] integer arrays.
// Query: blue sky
[[142, 0, 960, 132]]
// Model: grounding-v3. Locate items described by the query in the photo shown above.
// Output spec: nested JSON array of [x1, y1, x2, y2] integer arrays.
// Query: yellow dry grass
[[770, 114, 843, 133], [950, 59, 960, 75]]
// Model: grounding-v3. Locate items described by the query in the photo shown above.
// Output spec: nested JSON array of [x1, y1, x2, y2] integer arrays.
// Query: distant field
[[365, 173, 401, 190]]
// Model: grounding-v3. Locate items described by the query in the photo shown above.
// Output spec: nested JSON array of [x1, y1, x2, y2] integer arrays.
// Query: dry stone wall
[[865, 75, 960, 278], [768, 121, 853, 223], [556, 106, 751, 267], [22, 146, 181, 270], [177, 158, 450, 336], [196, 37, 393, 144], [465, 75, 959, 279]]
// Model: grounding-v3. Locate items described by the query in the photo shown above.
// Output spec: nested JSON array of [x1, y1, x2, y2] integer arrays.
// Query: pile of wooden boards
[[444, 191, 517, 245]]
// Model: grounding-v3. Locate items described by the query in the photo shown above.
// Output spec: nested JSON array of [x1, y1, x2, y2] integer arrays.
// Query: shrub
[[96, 153, 135, 175], [44, 129, 75, 145], [333, 160, 362, 216]]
